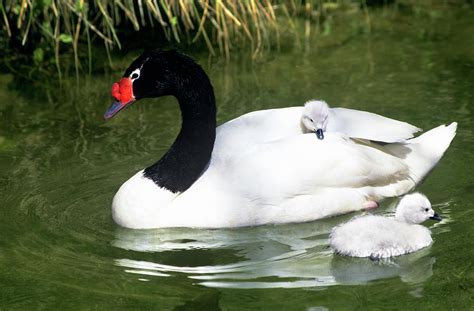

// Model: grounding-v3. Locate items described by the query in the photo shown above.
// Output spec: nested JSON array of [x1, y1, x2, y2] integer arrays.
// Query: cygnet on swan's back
[[301, 100, 329, 140], [330, 193, 442, 259], [300, 99, 422, 142]]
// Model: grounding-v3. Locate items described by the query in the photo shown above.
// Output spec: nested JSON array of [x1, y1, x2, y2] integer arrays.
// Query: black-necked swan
[[330, 192, 441, 258], [104, 50, 457, 229]]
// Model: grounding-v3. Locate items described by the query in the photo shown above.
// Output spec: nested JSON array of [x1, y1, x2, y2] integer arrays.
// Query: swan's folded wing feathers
[[216, 107, 303, 152], [225, 133, 410, 195], [329, 108, 422, 143]]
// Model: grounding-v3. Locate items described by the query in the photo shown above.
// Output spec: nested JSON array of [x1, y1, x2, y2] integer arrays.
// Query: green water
[[1, 4, 474, 310]]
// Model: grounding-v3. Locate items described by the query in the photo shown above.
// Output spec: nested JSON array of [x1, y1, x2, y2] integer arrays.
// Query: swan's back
[[330, 215, 432, 258]]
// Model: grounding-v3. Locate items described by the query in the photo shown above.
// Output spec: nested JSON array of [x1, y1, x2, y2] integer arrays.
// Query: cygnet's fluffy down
[[301, 100, 329, 139], [330, 193, 441, 258]]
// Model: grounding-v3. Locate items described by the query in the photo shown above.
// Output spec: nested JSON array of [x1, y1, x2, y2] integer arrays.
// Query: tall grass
[[1, 0, 350, 76]]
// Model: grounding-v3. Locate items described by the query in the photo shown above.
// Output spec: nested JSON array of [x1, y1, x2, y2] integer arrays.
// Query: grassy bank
[[1, 0, 471, 79], [1, 1, 364, 76]]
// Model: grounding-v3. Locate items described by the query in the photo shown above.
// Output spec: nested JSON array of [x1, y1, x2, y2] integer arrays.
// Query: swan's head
[[105, 50, 209, 120], [301, 100, 330, 140], [394, 192, 441, 224]]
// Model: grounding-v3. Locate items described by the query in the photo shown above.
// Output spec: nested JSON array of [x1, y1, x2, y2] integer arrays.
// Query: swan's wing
[[216, 107, 303, 150], [172, 132, 416, 227], [223, 133, 410, 199], [328, 108, 422, 143]]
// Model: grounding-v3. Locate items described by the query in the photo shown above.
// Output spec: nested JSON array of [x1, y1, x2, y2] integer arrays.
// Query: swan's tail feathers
[[386, 122, 457, 185]]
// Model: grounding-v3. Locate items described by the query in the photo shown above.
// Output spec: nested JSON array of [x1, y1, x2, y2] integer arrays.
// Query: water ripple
[[113, 213, 440, 289]]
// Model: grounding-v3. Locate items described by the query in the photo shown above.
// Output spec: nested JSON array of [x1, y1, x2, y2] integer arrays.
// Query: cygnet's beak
[[429, 213, 442, 221], [316, 128, 324, 140]]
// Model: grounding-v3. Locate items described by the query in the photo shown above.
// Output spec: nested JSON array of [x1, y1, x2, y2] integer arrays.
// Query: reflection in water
[[112, 210, 445, 289], [330, 249, 435, 285]]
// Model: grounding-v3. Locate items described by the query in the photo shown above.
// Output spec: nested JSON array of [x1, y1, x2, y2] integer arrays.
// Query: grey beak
[[429, 213, 442, 221], [316, 128, 324, 140]]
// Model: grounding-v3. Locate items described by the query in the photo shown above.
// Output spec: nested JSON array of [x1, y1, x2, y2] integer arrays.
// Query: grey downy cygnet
[[330, 192, 442, 259]]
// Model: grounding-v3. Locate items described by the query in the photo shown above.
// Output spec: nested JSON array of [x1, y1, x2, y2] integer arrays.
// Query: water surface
[[1, 4, 473, 310]]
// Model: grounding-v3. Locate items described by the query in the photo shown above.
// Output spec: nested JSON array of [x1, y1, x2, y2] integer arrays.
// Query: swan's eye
[[424, 208, 429, 212], [130, 69, 140, 81], [310, 118, 314, 122]]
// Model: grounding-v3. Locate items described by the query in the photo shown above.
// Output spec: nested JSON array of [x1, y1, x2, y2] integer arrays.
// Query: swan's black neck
[[143, 69, 216, 193]]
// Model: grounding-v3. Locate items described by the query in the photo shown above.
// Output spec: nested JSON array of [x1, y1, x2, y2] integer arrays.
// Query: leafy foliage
[[1, 0, 355, 76]]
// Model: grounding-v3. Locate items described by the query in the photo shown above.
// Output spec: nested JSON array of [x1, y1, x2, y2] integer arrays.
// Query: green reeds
[[1, 0, 345, 76]]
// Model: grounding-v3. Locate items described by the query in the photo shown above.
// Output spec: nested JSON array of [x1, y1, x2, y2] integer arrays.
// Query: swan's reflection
[[113, 209, 441, 289]]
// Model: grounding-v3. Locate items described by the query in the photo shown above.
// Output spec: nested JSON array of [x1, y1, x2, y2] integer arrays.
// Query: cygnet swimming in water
[[330, 192, 442, 259], [301, 99, 422, 142]]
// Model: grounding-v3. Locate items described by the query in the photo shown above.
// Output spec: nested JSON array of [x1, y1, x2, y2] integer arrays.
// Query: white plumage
[[112, 105, 457, 228], [108, 52, 458, 229], [330, 193, 439, 258]]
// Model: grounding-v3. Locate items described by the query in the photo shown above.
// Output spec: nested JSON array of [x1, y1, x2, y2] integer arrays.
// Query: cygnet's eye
[[130, 69, 140, 81], [310, 118, 314, 122], [424, 208, 429, 212]]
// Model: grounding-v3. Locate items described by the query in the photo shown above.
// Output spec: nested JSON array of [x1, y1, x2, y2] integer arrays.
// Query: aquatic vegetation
[[1, 0, 469, 77], [1, 0, 358, 76]]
